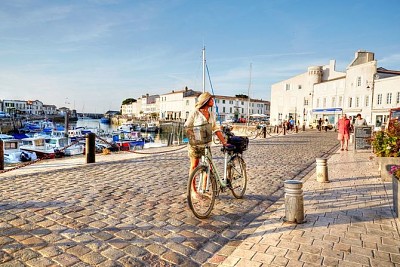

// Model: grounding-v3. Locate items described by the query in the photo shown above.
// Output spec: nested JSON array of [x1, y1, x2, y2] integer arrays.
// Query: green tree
[[235, 94, 248, 99], [122, 98, 137, 105]]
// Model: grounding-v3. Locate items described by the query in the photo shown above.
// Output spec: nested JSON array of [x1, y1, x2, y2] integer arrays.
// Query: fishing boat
[[46, 136, 85, 156], [118, 122, 141, 132], [141, 122, 159, 132], [112, 131, 146, 150], [3, 138, 37, 164], [100, 117, 110, 124], [20, 137, 56, 159]]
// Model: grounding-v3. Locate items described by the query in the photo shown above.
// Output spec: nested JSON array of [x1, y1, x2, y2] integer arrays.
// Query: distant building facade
[[2, 99, 44, 115], [271, 50, 400, 129], [43, 105, 58, 115]]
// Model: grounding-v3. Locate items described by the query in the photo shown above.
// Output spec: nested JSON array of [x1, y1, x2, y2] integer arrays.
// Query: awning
[[312, 108, 342, 113], [250, 114, 268, 118]]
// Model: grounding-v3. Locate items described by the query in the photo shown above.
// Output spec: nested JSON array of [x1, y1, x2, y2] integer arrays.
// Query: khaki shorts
[[337, 133, 349, 141], [187, 145, 206, 159]]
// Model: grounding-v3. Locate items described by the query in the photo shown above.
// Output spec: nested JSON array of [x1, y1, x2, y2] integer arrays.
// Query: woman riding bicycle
[[184, 92, 228, 177]]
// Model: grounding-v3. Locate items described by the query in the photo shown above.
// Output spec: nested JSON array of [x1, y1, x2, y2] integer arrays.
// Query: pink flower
[[389, 165, 400, 178]]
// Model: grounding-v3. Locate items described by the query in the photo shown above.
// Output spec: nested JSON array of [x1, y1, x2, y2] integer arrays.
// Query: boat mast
[[247, 63, 252, 125], [202, 47, 206, 93]]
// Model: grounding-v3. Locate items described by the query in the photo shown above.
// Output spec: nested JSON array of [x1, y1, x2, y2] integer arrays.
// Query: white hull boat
[[3, 139, 37, 164]]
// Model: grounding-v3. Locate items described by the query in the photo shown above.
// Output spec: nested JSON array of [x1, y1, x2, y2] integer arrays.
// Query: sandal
[[340, 148, 344, 151]]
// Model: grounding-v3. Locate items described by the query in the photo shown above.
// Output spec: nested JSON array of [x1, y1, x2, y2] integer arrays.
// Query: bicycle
[[245, 123, 271, 139], [186, 125, 248, 219]]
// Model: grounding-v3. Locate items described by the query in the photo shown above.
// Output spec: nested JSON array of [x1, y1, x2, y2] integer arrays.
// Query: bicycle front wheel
[[228, 155, 247, 199], [187, 165, 217, 219]]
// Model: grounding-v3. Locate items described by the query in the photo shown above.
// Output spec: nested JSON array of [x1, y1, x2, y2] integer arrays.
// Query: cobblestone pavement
[[0, 131, 339, 266], [217, 144, 400, 267]]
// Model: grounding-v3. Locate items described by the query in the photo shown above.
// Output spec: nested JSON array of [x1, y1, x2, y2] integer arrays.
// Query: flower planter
[[377, 157, 400, 182], [393, 175, 400, 218]]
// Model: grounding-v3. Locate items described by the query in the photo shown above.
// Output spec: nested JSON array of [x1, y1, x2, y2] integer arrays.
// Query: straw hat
[[195, 92, 213, 109]]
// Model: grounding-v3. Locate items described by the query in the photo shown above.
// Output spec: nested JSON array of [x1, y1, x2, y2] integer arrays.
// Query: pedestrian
[[318, 118, 323, 131], [184, 92, 228, 177], [289, 117, 294, 131], [353, 113, 367, 127], [323, 119, 329, 132], [337, 114, 351, 151]]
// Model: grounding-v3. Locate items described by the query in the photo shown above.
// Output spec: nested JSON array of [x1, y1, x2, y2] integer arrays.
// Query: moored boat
[[100, 117, 110, 124], [141, 122, 159, 132], [3, 138, 37, 164], [46, 136, 84, 156], [20, 137, 56, 159]]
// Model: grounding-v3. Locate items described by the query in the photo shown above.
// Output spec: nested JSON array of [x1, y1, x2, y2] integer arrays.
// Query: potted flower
[[390, 165, 400, 218], [371, 122, 400, 182]]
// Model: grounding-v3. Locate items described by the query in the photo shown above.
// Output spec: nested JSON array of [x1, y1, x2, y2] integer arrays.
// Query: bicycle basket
[[186, 123, 213, 146], [228, 136, 249, 153]]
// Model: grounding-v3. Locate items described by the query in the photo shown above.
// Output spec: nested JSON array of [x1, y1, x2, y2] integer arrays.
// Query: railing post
[[284, 180, 305, 223], [0, 140, 4, 170], [86, 133, 96, 163], [263, 126, 266, 138], [316, 158, 329, 183]]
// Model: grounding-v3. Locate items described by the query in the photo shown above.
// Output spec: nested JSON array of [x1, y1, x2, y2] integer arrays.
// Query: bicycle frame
[[197, 144, 228, 193]]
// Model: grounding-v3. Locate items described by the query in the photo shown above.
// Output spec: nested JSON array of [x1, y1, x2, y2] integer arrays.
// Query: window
[[387, 93, 392, 104], [285, 84, 290, 91], [323, 98, 326, 108], [304, 99, 309, 105], [229, 100, 233, 104], [348, 97, 353, 108], [365, 95, 369, 107], [356, 97, 360, 107], [241, 101, 244, 105], [331, 97, 335, 107], [223, 107, 225, 112], [316, 98, 320, 107], [357, 77, 361, 87], [230, 107, 232, 113], [298, 85, 302, 89], [215, 99, 219, 103], [222, 100, 225, 104], [397, 92, 400, 104], [377, 94, 382, 105], [339, 96, 343, 106]]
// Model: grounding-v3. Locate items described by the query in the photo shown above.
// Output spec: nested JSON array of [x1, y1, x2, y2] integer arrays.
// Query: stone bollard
[[316, 158, 329, 183], [284, 180, 305, 223], [0, 140, 4, 171], [86, 133, 96, 163], [349, 133, 354, 144]]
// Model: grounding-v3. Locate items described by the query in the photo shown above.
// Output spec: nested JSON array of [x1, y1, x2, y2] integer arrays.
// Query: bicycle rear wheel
[[228, 155, 247, 199], [187, 165, 217, 219]]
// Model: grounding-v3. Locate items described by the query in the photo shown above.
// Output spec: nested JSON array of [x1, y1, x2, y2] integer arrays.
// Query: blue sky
[[0, 0, 399, 113]]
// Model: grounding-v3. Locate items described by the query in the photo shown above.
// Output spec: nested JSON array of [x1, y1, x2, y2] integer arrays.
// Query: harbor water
[[72, 119, 185, 145]]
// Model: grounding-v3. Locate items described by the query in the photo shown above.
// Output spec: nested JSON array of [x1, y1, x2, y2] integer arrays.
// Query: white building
[[120, 87, 270, 122], [271, 50, 400, 129], [2, 99, 44, 116], [159, 88, 201, 120], [140, 94, 160, 119], [43, 105, 58, 115], [214, 95, 270, 122], [121, 100, 140, 118]]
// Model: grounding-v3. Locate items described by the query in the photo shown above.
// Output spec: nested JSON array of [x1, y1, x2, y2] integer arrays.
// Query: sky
[[0, 0, 399, 113]]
